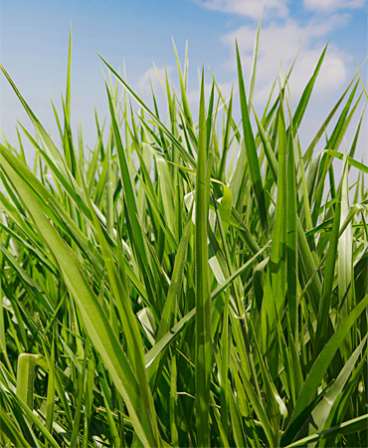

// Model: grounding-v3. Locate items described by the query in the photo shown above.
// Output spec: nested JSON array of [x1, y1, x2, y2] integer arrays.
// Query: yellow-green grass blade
[[195, 70, 212, 447], [236, 42, 268, 230], [106, 85, 159, 304], [269, 100, 288, 323], [291, 46, 327, 132], [101, 56, 195, 167]]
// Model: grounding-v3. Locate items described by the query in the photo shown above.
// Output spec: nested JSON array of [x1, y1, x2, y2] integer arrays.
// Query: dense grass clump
[[0, 36, 367, 447]]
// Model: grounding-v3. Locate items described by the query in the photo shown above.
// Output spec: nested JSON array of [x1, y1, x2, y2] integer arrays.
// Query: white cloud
[[222, 17, 349, 103], [290, 48, 347, 94], [195, 0, 356, 102], [304, 0, 365, 11], [138, 65, 172, 94], [193, 0, 363, 159], [196, 0, 288, 19]]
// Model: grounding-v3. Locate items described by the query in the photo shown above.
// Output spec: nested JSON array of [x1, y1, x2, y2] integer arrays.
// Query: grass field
[[0, 35, 367, 447]]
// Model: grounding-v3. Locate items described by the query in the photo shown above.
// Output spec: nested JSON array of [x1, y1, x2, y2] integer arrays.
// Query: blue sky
[[0, 0, 367, 149]]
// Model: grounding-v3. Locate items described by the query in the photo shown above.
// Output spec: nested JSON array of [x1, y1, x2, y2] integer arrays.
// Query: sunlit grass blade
[[194, 70, 212, 447], [236, 42, 268, 230]]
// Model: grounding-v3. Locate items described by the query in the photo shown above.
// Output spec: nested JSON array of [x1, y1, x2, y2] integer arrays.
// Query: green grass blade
[[236, 42, 268, 230], [195, 70, 211, 447], [283, 294, 368, 444]]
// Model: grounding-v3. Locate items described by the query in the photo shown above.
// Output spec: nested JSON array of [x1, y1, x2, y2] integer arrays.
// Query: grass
[[0, 35, 367, 447]]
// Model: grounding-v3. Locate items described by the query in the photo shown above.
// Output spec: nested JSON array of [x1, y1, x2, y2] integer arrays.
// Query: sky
[[0, 0, 367, 154]]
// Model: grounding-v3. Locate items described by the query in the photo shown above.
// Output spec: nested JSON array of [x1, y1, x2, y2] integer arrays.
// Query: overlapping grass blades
[[0, 34, 367, 447]]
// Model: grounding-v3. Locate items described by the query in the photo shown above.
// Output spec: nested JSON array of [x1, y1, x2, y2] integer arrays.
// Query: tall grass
[[0, 36, 367, 447]]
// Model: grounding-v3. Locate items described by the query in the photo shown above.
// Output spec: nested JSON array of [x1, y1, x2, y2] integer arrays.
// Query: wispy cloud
[[304, 0, 365, 11], [195, 0, 288, 20], [138, 65, 172, 94], [222, 16, 350, 102]]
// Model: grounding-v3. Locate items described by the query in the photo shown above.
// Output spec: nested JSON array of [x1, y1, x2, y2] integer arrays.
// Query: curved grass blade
[[0, 148, 161, 447], [283, 294, 368, 444]]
